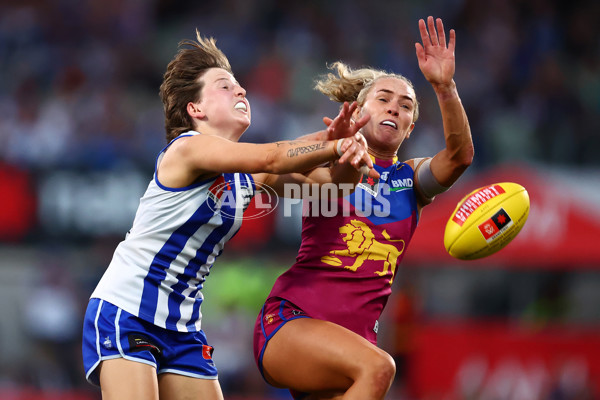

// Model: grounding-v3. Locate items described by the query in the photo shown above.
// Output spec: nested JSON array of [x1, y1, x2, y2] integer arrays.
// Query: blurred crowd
[[0, 0, 599, 399], [1, 0, 599, 172]]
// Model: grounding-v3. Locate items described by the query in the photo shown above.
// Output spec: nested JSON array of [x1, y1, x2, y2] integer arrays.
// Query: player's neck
[[195, 123, 244, 142], [368, 148, 397, 161]]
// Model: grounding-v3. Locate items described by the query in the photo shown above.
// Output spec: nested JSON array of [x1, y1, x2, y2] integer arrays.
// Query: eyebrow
[[376, 89, 414, 103], [214, 77, 239, 86]]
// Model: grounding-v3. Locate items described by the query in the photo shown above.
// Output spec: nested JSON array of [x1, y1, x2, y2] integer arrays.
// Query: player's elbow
[[459, 145, 474, 169], [451, 142, 474, 171], [446, 128, 474, 170], [440, 144, 473, 185]]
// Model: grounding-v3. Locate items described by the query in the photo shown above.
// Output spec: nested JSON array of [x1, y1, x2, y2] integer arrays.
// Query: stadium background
[[0, 0, 599, 399]]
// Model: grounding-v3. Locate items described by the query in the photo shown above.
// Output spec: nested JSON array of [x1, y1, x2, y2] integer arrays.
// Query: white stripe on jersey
[[91, 131, 255, 332]]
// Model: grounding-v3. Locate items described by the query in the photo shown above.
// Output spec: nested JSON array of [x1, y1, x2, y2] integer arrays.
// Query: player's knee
[[375, 352, 396, 392], [364, 350, 396, 396]]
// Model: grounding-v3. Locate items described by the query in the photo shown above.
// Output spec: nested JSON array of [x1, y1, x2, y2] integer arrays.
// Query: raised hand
[[323, 101, 371, 140], [415, 16, 456, 87]]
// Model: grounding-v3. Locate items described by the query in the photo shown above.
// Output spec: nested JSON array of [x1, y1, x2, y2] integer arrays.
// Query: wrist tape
[[334, 139, 344, 157]]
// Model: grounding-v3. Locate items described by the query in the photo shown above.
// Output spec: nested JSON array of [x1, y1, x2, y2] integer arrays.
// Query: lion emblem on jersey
[[321, 219, 405, 284]]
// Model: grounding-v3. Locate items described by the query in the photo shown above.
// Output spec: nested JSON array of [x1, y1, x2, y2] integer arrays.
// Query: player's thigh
[[99, 358, 159, 400], [262, 317, 388, 392], [158, 373, 224, 400]]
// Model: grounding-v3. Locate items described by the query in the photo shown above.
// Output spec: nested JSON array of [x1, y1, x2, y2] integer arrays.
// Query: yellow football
[[444, 182, 530, 260]]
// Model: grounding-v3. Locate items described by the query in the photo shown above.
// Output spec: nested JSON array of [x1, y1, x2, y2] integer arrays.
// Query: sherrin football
[[444, 182, 530, 260]]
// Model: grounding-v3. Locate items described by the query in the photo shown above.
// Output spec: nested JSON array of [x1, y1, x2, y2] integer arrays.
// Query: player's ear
[[406, 122, 415, 139], [187, 102, 205, 119]]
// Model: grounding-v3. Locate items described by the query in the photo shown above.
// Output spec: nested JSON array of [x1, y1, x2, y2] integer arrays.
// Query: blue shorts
[[253, 297, 310, 400], [82, 298, 218, 386]]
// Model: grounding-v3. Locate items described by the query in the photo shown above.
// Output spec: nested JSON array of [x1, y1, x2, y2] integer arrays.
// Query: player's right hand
[[336, 132, 380, 179]]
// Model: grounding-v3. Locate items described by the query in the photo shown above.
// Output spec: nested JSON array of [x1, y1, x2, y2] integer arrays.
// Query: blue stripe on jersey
[[186, 288, 202, 331], [165, 212, 236, 331], [184, 174, 252, 331], [183, 215, 237, 331], [138, 199, 217, 323]]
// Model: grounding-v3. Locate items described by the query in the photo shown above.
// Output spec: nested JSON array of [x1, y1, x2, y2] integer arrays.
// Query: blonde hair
[[315, 62, 419, 122], [159, 30, 232, 142]]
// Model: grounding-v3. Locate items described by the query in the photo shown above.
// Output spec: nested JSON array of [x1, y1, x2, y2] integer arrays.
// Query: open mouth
[[234, 101, 247, 112], [381, 120, 397, 129]]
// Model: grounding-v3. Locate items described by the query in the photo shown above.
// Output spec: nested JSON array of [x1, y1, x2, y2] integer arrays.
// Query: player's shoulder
[[401, 158, 416, 170], [402, 157, 432, 171], [165, 131, 221, 158]]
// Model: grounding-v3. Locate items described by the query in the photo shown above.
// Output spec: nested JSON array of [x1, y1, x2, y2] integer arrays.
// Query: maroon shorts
[[253, 297, 310, 381]]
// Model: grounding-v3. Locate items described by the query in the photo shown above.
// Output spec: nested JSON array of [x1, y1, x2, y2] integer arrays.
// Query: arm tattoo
[[276, 140, 301, 147], [287, 142, 328, 158]]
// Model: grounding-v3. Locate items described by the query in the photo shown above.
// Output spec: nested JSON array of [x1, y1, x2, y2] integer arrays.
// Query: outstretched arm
[[415, 16, 473, 188], [158, 134, 344, 188], [256, 103, 378, 196], [157, 101, 376, 190]]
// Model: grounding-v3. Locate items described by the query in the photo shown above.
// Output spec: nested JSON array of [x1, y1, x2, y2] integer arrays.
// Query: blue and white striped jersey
[[91, 131, 255, 332]]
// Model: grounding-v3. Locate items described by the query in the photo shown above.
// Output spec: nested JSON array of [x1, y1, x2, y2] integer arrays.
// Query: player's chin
[[235, 121, 251, 138], [238, 116, 251, 129], [372, 134, 402, 152]]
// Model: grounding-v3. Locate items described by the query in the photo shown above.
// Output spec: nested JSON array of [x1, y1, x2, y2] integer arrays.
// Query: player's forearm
[[264, 139, 339, 174], [328, 162, 362, 187], [433, 80, 474, 168], [295, 162, 360, 198], [329, 163, 362, 196]]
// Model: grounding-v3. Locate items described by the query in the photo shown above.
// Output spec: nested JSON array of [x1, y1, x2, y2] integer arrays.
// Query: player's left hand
[[415, 16, 456, 86], [322, 101, 370, 140]]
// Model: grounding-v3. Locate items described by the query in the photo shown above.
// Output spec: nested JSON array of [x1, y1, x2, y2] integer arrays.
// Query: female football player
[[81, 31, 375, 400], [254, 16, 474, 400]]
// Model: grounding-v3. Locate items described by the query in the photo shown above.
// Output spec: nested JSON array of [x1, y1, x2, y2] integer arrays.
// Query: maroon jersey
[[268, 158, 420, 344]]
